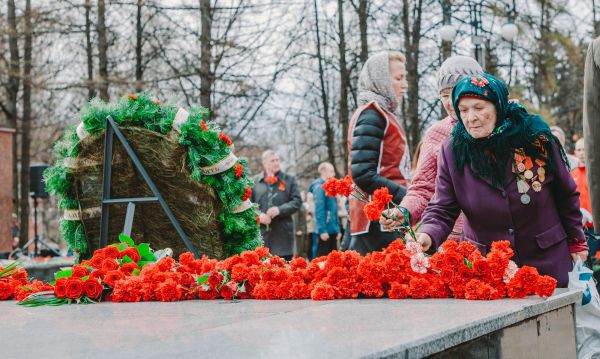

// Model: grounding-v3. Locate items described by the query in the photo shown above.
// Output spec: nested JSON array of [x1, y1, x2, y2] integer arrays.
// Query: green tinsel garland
[[45, 93, 262, 258]]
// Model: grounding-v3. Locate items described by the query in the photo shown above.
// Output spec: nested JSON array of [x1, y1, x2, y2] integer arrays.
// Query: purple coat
[[419, 140, 585, 287]]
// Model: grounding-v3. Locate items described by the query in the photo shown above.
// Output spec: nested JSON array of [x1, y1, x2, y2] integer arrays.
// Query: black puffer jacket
[[349, 108, 407, 203]]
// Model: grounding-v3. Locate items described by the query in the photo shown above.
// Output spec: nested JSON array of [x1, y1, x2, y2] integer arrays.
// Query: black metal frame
[[98, 116, 200, 257]]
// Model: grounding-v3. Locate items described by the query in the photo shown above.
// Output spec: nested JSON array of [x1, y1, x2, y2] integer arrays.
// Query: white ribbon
[[63, 207, 101, 221], [171, 108, 190, 133], [232, 199, 253, 214], [200, 152, 238, 175]]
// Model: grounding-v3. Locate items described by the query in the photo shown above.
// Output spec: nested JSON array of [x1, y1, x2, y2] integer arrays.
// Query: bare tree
[[19, 0, 32, 247], [97, 0, 109, 100], [85, 0, 95, 99], [337, 0, 350, 169], [6, 0, 20, 212]]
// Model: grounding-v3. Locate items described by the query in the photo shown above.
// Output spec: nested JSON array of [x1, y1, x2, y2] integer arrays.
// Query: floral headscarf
[[357, 52, 399, 113], [450, 73, 566, 186]]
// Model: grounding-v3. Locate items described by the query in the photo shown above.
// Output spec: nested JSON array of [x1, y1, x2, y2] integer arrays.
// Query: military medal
[[513, 146, 547, 206]]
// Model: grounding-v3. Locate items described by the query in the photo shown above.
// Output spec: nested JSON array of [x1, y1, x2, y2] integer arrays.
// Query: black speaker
[[30, 164, 49, 198]]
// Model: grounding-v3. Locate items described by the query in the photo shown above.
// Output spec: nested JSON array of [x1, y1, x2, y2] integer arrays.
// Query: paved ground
[[0, 289, 578, 359]]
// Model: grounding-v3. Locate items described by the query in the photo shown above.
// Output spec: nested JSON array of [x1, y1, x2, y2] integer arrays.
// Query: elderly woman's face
[[439, 88, 455, 118], [457, 97, 497, 138]]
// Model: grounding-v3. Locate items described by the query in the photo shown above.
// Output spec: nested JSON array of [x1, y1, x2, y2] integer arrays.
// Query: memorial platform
[[1, 289, 580, 358]]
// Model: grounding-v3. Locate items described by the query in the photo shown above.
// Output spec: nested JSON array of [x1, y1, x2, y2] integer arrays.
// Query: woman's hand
[[380, 208, 405, 230], [571, 250, 588, 263], [414, 233, 433, 252]]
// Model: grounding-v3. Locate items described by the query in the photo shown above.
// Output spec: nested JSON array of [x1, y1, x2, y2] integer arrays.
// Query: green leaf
[[0, 261, 20, 279], [136, 243, 154, 261], [116, 243, 128, 251], [137, 261, 153, 268], [132, 269, 141, 276], [54, 269, 73, 279], [197, 275, 209, 284], [119, 233, 135, 247], [122, 255, 133, 263]]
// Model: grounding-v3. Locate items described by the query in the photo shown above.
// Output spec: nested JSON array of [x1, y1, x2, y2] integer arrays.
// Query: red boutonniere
[[278, 180, 286, 192], [264, 177, 278, 184]]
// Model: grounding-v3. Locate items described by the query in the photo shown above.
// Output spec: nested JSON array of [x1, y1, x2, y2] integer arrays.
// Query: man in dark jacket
[[308, 162, 340, 257], [251, 150, 302, 260]]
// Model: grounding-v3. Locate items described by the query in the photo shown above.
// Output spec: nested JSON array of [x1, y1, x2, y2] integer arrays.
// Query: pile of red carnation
[[1, 235, 557, 305], [0, 263, 52, 301]]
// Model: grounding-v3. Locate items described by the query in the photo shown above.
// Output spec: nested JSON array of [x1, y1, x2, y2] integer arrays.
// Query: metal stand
[[98, 116, 200, 257]]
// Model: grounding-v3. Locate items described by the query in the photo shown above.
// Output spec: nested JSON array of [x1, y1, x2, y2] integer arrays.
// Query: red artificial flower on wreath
[[127, 93, 137, 101], [278, 180, 286, 192], [200, 121, 208, 131], [470, 75, 489, 87], [234, 163, 243, 179], [65, 278, 85, 299], [264, 176, 278, 184], [219, 133, 232, 146], [242, 186, 252, 201], [83, 279, 104, 299]]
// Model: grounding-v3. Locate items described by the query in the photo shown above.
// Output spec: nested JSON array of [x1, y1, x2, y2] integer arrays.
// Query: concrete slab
[[0, 289, 580, 359]]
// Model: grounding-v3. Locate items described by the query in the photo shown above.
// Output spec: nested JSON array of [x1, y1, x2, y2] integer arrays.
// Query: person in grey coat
[[583, 37, 600, 230], [251, 150, 302, 260]]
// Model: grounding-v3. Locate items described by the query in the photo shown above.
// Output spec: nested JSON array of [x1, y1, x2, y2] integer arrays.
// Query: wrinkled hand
[[266, 207, 280, 218], [259, 213, 272, 225], [320, 233, 329, 241], [571, 250, 588, 263], [380, 208, 405, 230], [336, 233, 342, 240], [413, 233, 432, 252]]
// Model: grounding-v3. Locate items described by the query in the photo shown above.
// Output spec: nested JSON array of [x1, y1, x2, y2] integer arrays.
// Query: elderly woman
[[400, 56, 482, 240], [347, 51, 410, 255], [383, 73, 587, 287]]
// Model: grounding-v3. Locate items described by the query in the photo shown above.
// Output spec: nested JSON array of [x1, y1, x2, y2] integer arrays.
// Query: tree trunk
[[313, 0, 337, 174], [358, 0, 368, 65], [97, 0, 109, 101], [7, 0, 20, 216], [135, 0, 143, 92], [337, 0, 350, 173], [85, 0, 95, 99], [200, 0, 213, 117], [401, 0, 423, 152], [484, 39, 498, 77], [19, 0, 33, 248]]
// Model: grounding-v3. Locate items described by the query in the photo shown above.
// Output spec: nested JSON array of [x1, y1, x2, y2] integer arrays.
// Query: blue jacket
[[309, 177, 340, 235]]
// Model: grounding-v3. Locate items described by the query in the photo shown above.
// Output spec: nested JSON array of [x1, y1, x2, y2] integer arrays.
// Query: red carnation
[[363, 202, 384, 221], [83, 279, 104, 299], [409, 277, 431, 299], [219, 133, 232, 146], [242, 187, 252, 201], [234, 163, 243, 179], [337, 176, 354, 197], [322, 177, 339, 197], [372, 187, 392, 207], [388, 282, 410, 299], [71, 264, 89, 278], [179, 252, 195, 266], [535, 275, 557, 298], [201, 121, 208, 131], [311, 282, 335, 300], [0, 281, 13, 300], [65, 278, 84, 299]]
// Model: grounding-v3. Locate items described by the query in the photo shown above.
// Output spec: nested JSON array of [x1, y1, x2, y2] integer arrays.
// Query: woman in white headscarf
[[346, 51, 410, 255]]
